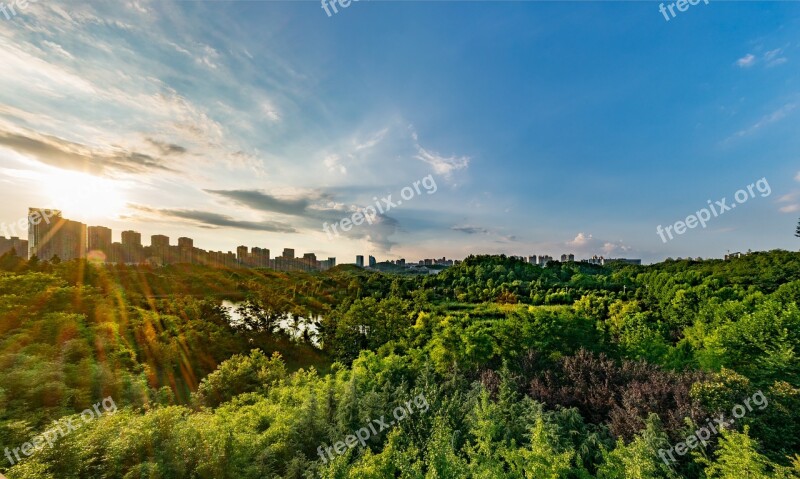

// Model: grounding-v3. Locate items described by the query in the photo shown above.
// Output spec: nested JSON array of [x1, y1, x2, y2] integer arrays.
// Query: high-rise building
[[28, 208, 86, 261], [178, 237, 194, 263], [237, 245, 249, 265], [121, 230, 143, 263], [537, 255, 553, 266], [121, 230, 141, 247], [150, 235, 170, 264], [282, 248, 295, 259], [151, 235, 169, 248], [109, 242, 124, 263], [251, 247, 269, 267], [356, 255, 364, 267], [0, 236, 28, 259], [368, 255, 376, 267], [88, 226, 112, 260]]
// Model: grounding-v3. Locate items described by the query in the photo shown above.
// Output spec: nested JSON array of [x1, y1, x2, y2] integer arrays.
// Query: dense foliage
[[1, 249, 800, 478]]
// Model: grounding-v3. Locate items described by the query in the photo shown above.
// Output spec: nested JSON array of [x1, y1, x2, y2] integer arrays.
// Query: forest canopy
[[1, 250, 799, 478]]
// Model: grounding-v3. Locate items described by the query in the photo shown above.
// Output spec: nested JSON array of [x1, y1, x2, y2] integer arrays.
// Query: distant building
[[356, 255, 364, 267], [320, 257, 336, 270], [237, 245, 249, 265], [0, 236, 28, 259], [282, 248, 295, 259], [302, 253, 318, 268], [88, 226, 112, 260], [121, 230, 143, 263], [586, 255, 604, 265], [369, 255, 376, 267], [251, 247, 269, 267], [537, 255, 553, 266], [178, 237, 194, 263], [28, 209, 86, 261], [724, 251, 748, 261], [150, 235, 170, 264]]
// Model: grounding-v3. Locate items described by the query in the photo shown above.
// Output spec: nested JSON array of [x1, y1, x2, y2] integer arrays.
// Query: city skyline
[[1, 2, 799, 263], [1, 206, 648, 268]]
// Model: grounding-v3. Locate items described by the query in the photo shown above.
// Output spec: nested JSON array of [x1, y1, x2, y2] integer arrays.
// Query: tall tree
[[795, 218, 800, 238]]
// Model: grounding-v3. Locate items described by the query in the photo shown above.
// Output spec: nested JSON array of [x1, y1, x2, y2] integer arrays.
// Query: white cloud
[[778, 189, 800, 213], [415, 147, 470, 178], [736, 54, 756, 68], [780, 204, 800, 213], [567, 232, 593, 247], [765, 48, 788, 67], [732, 102, 797, 139], [794, 171, 800, 182], [324, 154, 347, 175], [564, 232, 632, 257], [41, 41, 74, 60], [261, 102, 280, 122], [354, 128, 388, 151], [735, 49, 788, 70]]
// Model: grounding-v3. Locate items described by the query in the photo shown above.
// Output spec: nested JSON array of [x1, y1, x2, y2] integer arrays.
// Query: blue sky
[[0, 0, 798, 263]]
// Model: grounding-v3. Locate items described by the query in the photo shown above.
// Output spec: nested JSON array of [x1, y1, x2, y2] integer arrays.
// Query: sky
[[0, 0, 799, 264]]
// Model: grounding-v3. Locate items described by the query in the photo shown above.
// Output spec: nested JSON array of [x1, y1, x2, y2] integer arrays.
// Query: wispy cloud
[[0, 128, 175, 176], [736, 54, 756, 68], [129, 204, 297, 233], [415, 147, 470, 178], [735, 48, 788, 69], [324, 154, 347, 175], [731, 102, 797, 139], [778, 184, 800, 214], [765, 48, 788, 67], [451, 225, 490, 235], [566, 232, 631, 256], [204, 189, 318, 216]]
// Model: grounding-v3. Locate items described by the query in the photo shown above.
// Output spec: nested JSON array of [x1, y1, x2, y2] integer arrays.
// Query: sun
[[40, 170, 127, 222]]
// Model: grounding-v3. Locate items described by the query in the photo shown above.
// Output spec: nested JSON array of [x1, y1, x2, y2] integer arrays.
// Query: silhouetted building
[[121, 230, 143, 263], [320, 257, 336, 270], [28, 209, 86, 261], [178, 237, 194, 263], [251, 247, 269, 267], [88, 226, 112, 261], [150, 235, 170, 264], [0, 236, 28, 259], [356, 255, 364, 267], [237, 245, 249, 265]]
